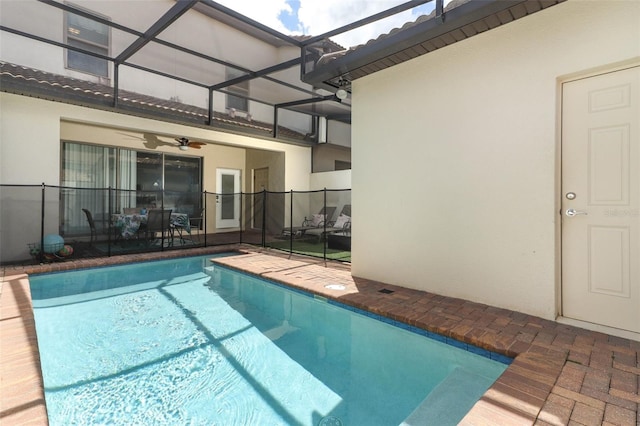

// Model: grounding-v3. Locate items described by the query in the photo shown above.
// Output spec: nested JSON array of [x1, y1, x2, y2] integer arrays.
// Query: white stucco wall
[[351, 0, 640, 320], [327, 120, 351, 147], [309, 169, 351, 191], [0, 93, 311, 188]]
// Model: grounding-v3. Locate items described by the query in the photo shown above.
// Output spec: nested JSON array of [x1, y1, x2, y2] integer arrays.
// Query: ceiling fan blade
[[188, 141, 206, 147]]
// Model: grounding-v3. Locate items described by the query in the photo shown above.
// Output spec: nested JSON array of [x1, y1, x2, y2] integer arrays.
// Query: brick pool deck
[[1, 246, 638, 425]]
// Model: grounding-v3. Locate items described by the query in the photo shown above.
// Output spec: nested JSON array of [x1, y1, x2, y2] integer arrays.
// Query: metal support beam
[[207, 88, 214, 125], [115, 0, 198, 64], [209, 57, 301, 91], [435, 0, 444, 23], [113, 64, 119, 107], [275, 95, 336, 109], [273, 108, 279, 138]]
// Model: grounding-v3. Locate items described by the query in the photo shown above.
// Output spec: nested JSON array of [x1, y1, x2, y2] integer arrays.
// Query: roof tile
[[0, 61, 306, 141]]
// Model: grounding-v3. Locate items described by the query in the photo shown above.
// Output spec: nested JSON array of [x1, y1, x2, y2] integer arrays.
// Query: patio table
[[111, 212, 190, 239]]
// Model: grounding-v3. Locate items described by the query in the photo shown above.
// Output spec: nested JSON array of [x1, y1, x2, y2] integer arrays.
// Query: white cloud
[[298, 0, 428, 48], [214, 0, 440, 49]]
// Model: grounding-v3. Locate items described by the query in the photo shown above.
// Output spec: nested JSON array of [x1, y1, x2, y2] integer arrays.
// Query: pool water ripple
[[29, 255, 508, 426]]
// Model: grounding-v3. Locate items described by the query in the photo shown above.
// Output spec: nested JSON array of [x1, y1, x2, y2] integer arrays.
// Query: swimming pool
[[29, 254, 508, 425]]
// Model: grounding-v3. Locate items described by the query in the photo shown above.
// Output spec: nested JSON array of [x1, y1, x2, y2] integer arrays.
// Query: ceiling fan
[[174, 137, 206, 151]]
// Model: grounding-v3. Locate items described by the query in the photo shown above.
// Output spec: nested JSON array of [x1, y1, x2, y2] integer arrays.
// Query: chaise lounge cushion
[[310, 213, 325, 227], [333, 214, 350, 229]]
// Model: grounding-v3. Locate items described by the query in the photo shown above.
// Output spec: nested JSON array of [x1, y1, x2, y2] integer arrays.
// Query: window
[[61, 142, 202, 234], [225, 68, 249, 112], [65, 8, 109, 77]]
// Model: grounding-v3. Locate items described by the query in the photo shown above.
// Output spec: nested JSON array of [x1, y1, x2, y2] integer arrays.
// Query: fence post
[[39, 183, 45, 263], [239, 190, 244, 244], [289, 190, 294, 254], [261, 189, 267, 247], [160, 189, 166, 251], [107, 186, 112, 256], [323, 187, 327, 262], [203, 191, 208, 247]]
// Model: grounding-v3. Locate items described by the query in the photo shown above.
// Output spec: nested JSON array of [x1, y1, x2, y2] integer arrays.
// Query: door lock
[[565, 208, 587, 217]]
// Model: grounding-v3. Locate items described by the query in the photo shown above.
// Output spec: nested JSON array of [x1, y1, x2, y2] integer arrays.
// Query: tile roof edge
[[0, 61, 310, 142]]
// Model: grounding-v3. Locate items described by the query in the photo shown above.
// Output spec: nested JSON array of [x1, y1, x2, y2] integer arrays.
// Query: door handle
[[565, 208, 587, 217]]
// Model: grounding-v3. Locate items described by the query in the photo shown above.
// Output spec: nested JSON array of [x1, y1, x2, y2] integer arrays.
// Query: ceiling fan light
[[336, 89, 348, 100], [179, 145, 189, 151]]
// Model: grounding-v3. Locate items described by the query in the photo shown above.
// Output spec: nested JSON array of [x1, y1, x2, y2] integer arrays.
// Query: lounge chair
[[281, 206, 336, 237], [304, 204, 351, 241]]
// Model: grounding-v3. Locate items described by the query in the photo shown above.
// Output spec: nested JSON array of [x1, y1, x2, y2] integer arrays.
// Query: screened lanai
[[0, 0, 563, 142]]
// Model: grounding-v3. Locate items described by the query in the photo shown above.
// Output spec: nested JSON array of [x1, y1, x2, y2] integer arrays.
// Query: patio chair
[[82, 208, 97, 246], [304, 204, 351, 242], [188, 208, 204, 240], [142, 209, 173, 245], [281, 206, 337, 237]]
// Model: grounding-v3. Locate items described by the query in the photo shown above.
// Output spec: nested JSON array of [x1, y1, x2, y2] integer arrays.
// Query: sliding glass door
[[164, 155, 202, 217], [133, 151, 163, 209], [61, 142, 202, 236]]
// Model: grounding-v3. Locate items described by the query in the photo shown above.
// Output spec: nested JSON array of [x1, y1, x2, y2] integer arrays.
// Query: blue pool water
[[29, 255, 508, 426]]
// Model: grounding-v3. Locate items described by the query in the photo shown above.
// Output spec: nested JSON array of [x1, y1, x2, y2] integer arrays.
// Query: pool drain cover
[[378, 288, 394, 294], [324, 284, 346, 290], [318, 416, 343, 426]]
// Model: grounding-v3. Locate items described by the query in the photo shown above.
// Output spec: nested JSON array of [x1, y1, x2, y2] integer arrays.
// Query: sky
[[215, 0, 440, 48]]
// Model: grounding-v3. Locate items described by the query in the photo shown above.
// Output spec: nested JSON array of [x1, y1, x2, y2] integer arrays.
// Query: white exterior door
[[216, 168, 240, 229], [561, 66, 639, 334]]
